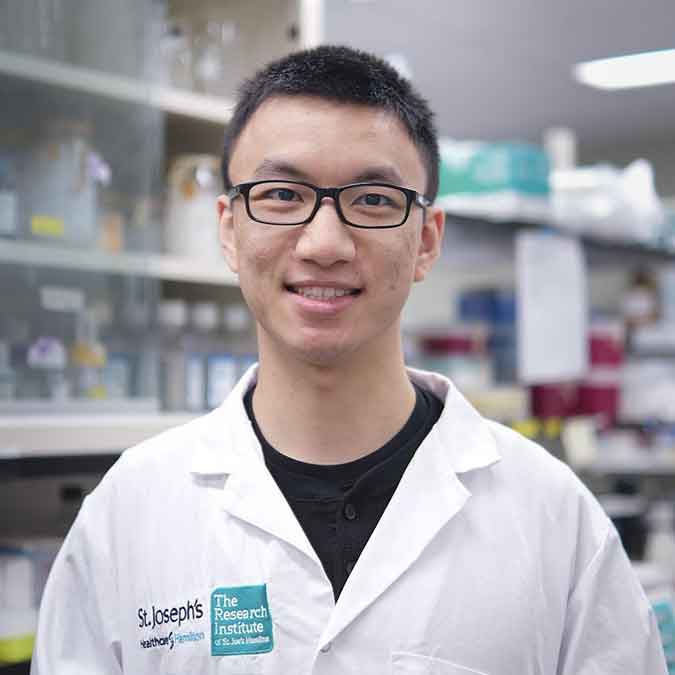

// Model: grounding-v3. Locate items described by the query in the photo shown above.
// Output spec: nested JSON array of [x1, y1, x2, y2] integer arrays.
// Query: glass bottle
[[158, 299, 188, 411]]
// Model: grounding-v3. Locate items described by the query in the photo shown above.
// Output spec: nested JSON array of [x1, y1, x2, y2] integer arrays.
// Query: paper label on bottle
[[31, 214, 65, 238], [0, 190, 18, 235], [40, 286, 85, 313]]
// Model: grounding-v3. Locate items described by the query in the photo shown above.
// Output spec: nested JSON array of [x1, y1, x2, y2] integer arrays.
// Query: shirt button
[[344, 503, 357, 520], [320, 642, 332, 653]]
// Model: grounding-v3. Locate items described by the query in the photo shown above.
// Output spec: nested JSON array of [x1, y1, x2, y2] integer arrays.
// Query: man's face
[[219, 95, 444, 368]]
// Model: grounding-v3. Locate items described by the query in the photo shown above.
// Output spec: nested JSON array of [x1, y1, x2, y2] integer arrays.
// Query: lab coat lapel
[[190, 369, 322, 568], [319, 372, 502, 646], [220, 460, 320, 566]]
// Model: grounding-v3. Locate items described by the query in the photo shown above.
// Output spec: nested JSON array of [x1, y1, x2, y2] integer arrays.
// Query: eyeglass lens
[[246, 182, 409, 227]]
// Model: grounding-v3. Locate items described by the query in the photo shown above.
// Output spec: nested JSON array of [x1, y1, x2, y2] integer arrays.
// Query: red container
[[589, 320, 625, 367], [577, 384, 619, 429], [580, 320, 624, 428], [530, 383, 579, 418]]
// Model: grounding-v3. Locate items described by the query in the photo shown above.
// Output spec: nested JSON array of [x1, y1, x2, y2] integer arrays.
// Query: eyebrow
[[252, 159, 310, 181], [251, 159, 405, 186], [350, 166, 404, 185]]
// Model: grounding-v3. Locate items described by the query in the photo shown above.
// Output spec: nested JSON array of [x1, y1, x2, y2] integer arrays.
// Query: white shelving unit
[[0, 42, 245, 463], [0, 49, 234, 123], [586, 455, 675, 477], [0, 411, 196, 458], [0, 240, 238, 286]]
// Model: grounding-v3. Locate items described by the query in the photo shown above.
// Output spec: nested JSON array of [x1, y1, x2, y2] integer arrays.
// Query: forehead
[[228, 96, 426, 189]]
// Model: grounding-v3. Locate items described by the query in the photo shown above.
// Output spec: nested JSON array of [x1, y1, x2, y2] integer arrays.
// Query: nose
[[294, 198, 356, 267]]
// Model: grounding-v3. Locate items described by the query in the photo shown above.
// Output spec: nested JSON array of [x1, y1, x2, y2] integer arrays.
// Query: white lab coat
[[32, 367, 667, 674]]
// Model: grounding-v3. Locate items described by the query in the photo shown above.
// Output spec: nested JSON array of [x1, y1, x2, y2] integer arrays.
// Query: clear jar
[[165, 155, 222, 263], [21, 121, 103, 249], [160, 17, 194, 90]]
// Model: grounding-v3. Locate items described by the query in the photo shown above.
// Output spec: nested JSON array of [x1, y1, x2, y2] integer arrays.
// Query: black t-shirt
[[244, 382, 444, 599]]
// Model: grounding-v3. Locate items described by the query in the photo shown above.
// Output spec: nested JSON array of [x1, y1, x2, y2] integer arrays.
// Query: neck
[[252, 334, 416, 465]]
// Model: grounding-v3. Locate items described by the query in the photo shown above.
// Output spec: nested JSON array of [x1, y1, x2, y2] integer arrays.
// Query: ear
[[413, 206, 444, 282], [218, 194, 239, 274]]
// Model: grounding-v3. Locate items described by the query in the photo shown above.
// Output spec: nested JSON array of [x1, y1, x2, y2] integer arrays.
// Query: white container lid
[[191, 302, 219, 333], [158, 299, 188, 329]]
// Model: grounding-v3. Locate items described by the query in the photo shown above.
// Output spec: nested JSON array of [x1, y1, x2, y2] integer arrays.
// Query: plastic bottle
[[4, 317, 32, 400], [96, 300, 131, 399], [0, 155, 19, 239], [127, 300, 160, 403], [623, 267, 659, 330], [185, 302, 220, 412], [26, 336, 69, 400], [158, 299, 188, 411], [70, 310, 107, 399], [206, 304, 256, 409], [0, 341, 16, 400]]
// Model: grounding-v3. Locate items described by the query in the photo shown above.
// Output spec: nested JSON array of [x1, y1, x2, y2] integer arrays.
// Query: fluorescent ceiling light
[[574, 48, 675, 90]]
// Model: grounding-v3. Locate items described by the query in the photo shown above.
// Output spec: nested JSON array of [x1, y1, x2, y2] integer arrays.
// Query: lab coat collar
[[190, 365, 501, 477], [189, 365, 323, 566], [189, 364, 261, 477], [189, 365, 503, 626], [407, 367, 502, 474]]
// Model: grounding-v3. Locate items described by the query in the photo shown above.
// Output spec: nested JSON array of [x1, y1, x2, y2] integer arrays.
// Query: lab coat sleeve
[[557, 524, 668, 675], [31, 496, 123, 675]]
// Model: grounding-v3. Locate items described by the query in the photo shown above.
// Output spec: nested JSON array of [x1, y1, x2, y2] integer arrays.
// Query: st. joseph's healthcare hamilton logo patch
[[210, 585, 274, 656]]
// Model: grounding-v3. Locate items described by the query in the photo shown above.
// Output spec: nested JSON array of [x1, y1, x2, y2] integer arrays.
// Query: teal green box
[[438, 141, 550, 197]]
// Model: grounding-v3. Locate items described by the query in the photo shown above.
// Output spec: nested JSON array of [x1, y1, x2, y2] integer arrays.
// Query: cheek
[[237, 230, 285, 278], [382, 231, 418, 293]]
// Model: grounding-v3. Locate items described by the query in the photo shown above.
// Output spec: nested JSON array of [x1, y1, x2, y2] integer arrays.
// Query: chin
[[292, 342, 353, 368], [274, 330, 360, 368]]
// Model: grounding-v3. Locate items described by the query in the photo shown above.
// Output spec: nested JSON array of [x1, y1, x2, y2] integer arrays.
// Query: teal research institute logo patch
[[210, 585, 274, 656]]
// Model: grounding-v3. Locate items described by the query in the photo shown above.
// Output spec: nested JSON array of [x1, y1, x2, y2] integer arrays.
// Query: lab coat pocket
[[392, 651, 489, 675]]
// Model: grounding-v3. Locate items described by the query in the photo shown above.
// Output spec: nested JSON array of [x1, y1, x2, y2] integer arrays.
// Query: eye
[[264, 187, 301, 202], [354, 192, 394, 207]]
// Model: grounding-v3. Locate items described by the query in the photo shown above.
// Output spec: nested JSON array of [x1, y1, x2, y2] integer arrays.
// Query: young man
[[33, 46, 666, 674]]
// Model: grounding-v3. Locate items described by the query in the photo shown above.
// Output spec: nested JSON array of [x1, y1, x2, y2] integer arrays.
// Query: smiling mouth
[[285, 285, 362, 300]]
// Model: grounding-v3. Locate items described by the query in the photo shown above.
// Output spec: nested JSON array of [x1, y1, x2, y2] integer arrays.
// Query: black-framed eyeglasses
[[227, 180, 431, 229]]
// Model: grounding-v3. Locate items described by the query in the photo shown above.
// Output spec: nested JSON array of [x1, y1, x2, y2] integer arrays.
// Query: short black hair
[[221, 45, 440, 201]]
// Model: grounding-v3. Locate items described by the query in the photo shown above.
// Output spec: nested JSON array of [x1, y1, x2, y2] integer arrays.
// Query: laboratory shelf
[[445, 213, 675, 262], [583, 456, 675, 477], [0, 240, 238, 286], [0, 410, 196, 459], [0, 49, 234, 124]]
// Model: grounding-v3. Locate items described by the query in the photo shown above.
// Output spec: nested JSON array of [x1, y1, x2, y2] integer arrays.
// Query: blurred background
[[1, 0, 674, 670]]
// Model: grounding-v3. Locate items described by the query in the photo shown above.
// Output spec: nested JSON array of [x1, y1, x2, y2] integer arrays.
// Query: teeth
[[294, 286, 353, 299]]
